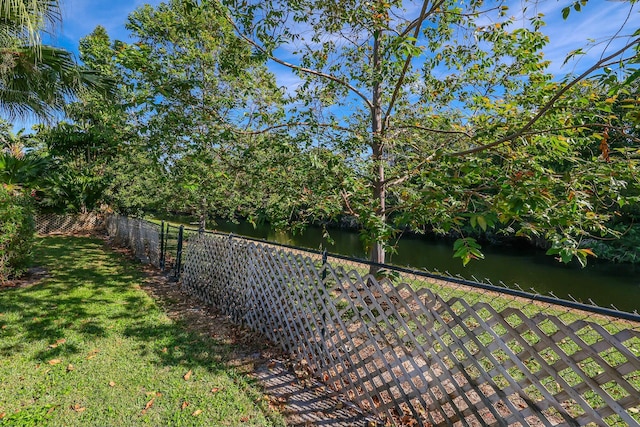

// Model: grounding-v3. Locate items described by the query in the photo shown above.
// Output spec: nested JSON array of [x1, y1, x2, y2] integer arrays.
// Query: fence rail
[[43, 214, 640, 426]]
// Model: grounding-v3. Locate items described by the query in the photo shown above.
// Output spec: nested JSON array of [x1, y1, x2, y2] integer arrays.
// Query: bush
[[0, 185, 35, 282]]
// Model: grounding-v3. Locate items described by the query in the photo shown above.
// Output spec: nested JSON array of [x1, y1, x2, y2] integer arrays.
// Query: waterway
[[158, 215, 640, 313]]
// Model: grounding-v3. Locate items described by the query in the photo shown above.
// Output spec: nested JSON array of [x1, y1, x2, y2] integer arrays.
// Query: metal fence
[[35, 212, 103, 235], [51, 215, 640, 426]]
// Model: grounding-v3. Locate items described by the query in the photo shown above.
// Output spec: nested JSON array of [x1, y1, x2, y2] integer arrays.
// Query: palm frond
[[0, 44, 115, 120], [0, 0, 61, 48]]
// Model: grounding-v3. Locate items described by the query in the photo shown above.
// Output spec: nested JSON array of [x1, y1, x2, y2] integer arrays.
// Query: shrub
[[0, 184, 35, 282]]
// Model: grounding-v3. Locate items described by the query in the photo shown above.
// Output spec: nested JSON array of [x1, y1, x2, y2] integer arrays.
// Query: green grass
[[0, 236, 284, 427]]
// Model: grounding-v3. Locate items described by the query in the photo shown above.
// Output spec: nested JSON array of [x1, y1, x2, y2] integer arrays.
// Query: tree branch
[[233, 121, 353, 135], [448, 37, 640, 157], [383, 0, 440, 126], [390, 123, 473, 138], [340, 190, 360, 218], [383, 142, 446, 187], [223, 12, 373, 110]]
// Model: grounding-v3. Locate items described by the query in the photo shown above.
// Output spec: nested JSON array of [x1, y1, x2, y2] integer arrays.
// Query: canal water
[[160, 215, 640, 313]]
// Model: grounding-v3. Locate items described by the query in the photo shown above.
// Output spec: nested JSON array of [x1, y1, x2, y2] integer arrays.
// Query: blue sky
[[16, 0, 639, 131]]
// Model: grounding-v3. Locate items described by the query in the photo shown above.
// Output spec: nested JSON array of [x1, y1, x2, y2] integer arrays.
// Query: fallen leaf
[[47, 406, 56, 414], [240, 416, 250, 422], [335, 402, 344, 410], [86, 349, 100, 360], [144, 398, 154, 410], [48, 338, 66, 349], [322, 373, 329, 382], [141, 398, 155, 414], [181, 401, 189, 410], [183, 370, 192, 381], [161, 347, 167, 353], [109, 381, 115, 387], [1, 325, 6, 329], [210, 387, 221, 394], [48, 359, 62, 366], [156, 392, 162, 397], [267, 361, 276, 369], [71, 403, 86, 413], [0, 412, 5, 419], [192, 409, 202, 416], [66, 364, 74, 372]]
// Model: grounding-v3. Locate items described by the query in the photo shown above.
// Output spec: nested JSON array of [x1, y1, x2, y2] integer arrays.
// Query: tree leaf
[[477, 216, 487, 232], [183, 369, 192, 380]]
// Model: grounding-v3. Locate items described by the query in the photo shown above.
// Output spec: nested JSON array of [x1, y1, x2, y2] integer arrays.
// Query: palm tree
[[0, 0, 111, 120]]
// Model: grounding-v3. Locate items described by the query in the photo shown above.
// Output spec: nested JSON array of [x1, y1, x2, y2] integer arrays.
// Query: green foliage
[[587, 224, 640, 264], [0, 0, 113, 119], [0, 185, 34, 281], [220, 0, 639, 266], [453, 237, 484, 266]]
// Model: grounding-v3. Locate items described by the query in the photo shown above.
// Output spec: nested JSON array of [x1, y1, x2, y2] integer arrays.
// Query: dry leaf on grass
[[86, 349, 100, 360], [240, 416, 250, 422], [66, 364, 74, 372], [48, 359, 62, 365], [71, 403, 86, 413], [210, 387, 221, 393], [0, 412, 5, 419], [192, 409, 202, 416], [183, 370, 192, 381], [141, 398, 155, 414], [108, 381, 115, 387], [181, 401, 189, 410], [49, 338, 66, 348]]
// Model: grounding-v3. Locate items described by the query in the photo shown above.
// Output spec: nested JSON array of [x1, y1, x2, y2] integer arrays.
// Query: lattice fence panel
[[181, 232, 640, 427], [36, 213, 102, 235]]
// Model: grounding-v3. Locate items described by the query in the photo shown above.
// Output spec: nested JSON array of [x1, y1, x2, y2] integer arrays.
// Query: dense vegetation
[[1, 0, 640, 273]]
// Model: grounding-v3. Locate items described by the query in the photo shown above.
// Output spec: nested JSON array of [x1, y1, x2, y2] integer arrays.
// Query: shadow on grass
[[0, 235, 278, 425], [0, 237, 147, 357]]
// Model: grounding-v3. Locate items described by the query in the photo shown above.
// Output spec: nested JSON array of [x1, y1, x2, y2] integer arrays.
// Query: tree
[[218, 0, 639, 266], [0, 0, 111, 120], [118, 0, 284, 220]]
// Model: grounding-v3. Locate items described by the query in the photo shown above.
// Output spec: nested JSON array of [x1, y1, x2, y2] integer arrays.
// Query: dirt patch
[[0, 267, 50, 290]]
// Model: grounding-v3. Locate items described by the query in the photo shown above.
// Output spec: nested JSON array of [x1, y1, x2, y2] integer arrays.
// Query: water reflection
[[161, 215, 640, 313]]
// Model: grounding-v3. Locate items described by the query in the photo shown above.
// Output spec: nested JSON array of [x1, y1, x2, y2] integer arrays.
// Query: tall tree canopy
[[215, 0, 640, 266]]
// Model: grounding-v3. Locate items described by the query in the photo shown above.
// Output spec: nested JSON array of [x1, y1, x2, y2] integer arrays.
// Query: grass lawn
[[0, 235, 284, 427]]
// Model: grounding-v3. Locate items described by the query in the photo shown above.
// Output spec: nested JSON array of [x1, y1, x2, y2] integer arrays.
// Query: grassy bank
[[0, 235, 283, 426]]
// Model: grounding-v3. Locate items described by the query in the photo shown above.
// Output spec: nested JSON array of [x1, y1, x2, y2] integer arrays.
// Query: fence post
[[322, 249, 327, 282], [175, 225, 184, 279], [321, 249, 328, 341], [159, 221, 165, 271]]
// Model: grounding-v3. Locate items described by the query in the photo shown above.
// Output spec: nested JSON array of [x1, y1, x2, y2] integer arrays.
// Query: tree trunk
[[369, 24, 386, 276]]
